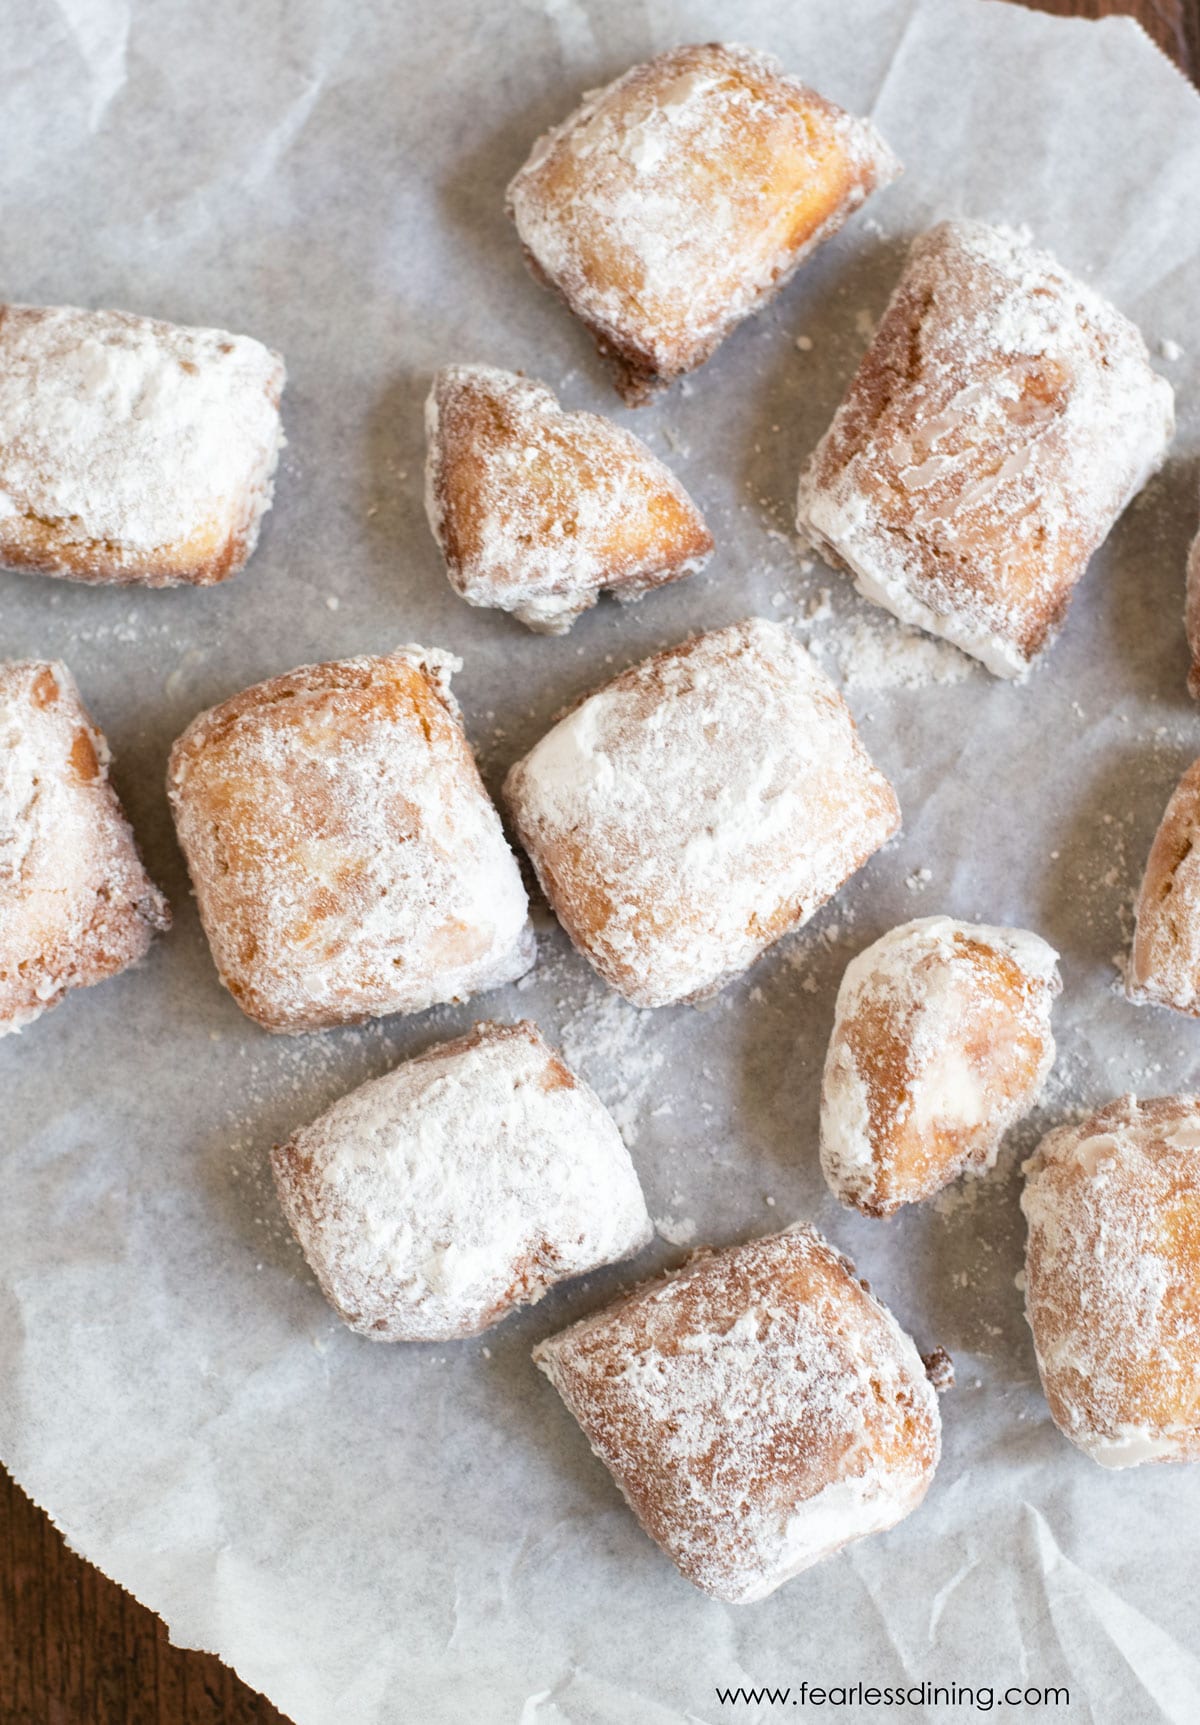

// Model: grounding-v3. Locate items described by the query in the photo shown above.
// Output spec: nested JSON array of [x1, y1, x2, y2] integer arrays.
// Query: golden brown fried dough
[[0, 305, 284, 586], [0, 659, 169, 1033], [272, 1019, 651, 1341], [821, 917, 1060, 1215], [507, 43, 899, 403], [534, 1225, 942, 1601], [1023, 1095, 1200, 1467], [424, 363, 712, 631], [167, 648, 534, 1033], [796, 221, 1173, 677], [504, 617, 899, 1008]]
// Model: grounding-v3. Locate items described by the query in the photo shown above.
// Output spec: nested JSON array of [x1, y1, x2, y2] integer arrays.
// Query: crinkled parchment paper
[[3, 1, 1200, 1720]]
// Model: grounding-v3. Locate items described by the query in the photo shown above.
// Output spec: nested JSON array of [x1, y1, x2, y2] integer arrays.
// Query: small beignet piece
[[272, 1020, 651, 1341], [534, 1225, 941, 1602], [821, 917, 1060, 1216], [0, 660, 170, 1034], [504, 617, 899, 1008], [167, 648, 534, 1033], [1185, 519, 1200, 700], [796, 221, 1174, 678], [1022, 1094, 1200, 1467], [424, 364, 713, 632], [507, 43, 900, 404], [1128, 756, 1200, 1015], [0, 304, 284, 586]]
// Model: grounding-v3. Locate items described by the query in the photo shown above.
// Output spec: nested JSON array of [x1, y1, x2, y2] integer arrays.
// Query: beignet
[[503, 617, 899, 1008], [424, 364, 712, 632], [1128, 756, 1200, 1015], [821, 917, 1060, 1216], [796, 221, 1174, 678], [534, 1225, 941, 1602], [1022, 1095, 1200, 1467], [1185, 518, 1200, 700], [0, 304, 284, 586], [272, 1020, 651, 1341], [0, 660, 169, 1034], [167, 648, 534, 1033], [507, 43, 900, 404]]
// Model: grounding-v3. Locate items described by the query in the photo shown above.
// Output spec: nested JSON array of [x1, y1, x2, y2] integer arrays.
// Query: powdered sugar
[[1022, 1095, 1200, 1467], [505, 618, 899, 1008], [0, 659, 169, 1033], [272, 1020, 652, 1341], [821, 917, 1059, 1215], [796, 221, 1174, 677], [0, 304, 284, 584], [533, 1225, 940, 1602], [507, 43, 900, 399], [168, 647, 534, 1033], [424, 364, 711, 632]]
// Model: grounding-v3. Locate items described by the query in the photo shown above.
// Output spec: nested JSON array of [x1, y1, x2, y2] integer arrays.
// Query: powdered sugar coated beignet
[[1022, 1095, 1200, 1468], [272, 1020, 651, 1341], [796, 221, 1174, 678], [534, 1224, 941, 1602], [0, 305, 284, 586], [0, 660, 169, 1034], [1185, 518, 1200, 700], [504, 618, 899, 1008], [1128, 756, 1200, 1016], [821, 917, 1060, 1216], [424, 364, 712, 632], [507, 43, 899, 404], [168, 649, 534, 1033]]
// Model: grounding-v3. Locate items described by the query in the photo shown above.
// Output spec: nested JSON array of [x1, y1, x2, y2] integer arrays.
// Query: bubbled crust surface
[[507, 43, 899, 403], [1022, 1095, 1200, 1467], [0, 659, 169, 1033], [1128, 757, 1200, 1016], [820, 917, 1060, 1216], [504, 617, 899, 1008], [534, 1225, 940, 1603], [0, 304, 285, 587], [272, 1019, 652, 1341], [167, 649, 534, 1033], [424, 364, 712, 632], [795, 221, 1174, 677]]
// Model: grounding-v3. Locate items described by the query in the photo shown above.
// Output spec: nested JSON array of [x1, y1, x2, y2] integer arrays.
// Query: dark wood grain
[[2, 2, 1196, 1720]]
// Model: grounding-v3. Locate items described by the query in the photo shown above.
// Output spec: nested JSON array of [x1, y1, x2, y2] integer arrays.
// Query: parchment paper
[[4, 1, 1200, 1720]]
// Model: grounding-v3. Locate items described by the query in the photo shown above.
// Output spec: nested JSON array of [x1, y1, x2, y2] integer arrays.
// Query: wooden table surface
[[3, 3, 1197, 1721]]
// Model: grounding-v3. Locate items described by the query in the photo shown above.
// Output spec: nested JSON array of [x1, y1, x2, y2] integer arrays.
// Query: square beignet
[[1022, 1095, 1200, 1467], [796, 221, 1174, 678], [534, 1225, 941, 1602], [424, 364, 712, 632], [1128, 756, 1200, 1016], [0, 304, 284, 586], [504, 617, 899, 1008], [507, 43, 900, 404], [272, 1019, 652, 1341], [167, 648, 534, 1033], [0, 660, 169, 1034], [821, 917, 1060, 1216]]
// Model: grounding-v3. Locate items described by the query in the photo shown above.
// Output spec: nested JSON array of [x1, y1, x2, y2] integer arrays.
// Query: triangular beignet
[[425, 364, 712, 633]]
